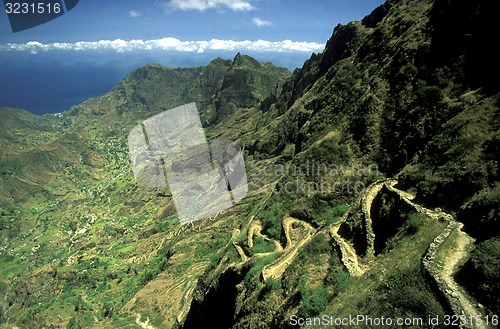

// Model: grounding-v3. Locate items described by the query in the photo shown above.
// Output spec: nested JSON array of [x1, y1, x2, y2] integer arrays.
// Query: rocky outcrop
[[330, 221, 365, 277], [360, 180, 385, 262]]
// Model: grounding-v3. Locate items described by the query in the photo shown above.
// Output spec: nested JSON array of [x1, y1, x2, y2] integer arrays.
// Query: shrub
[[320, 203, 349, 225], [266, 278, 281, 290], [406, 213, 425, 234], [333, 270, 352, 292], [263, 203, 283, 239], [66, 317, 80, 329], [301, 233, 331, 255], [456, 237, 500, 314], [298, 286, 331, 317], [244, 254, 278, 284], [261, 278, 282, 295], [194, 234, 228, 258], [252, 236, 275, 254]]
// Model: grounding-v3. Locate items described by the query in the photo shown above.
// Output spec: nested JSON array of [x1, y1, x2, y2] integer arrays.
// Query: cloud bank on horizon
[[0, 0, 386, 115], [0, 38, 324, 55]]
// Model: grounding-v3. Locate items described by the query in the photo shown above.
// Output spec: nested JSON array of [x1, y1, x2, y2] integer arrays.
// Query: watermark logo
[[128, 103, 248, 225], [248, 160, 379, 197], [4, 0, 79, 33]]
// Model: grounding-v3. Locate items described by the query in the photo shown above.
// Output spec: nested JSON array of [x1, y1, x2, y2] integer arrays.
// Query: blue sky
[[0, 0, 384, 44], [0, 0, 385, 114]]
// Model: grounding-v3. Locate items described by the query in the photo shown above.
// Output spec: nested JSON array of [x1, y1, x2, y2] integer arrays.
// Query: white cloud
[[129, 10, 141, 17], [252, 17, 272, 27], [164, 0, 254, 11], [0, 38, 324, 54]]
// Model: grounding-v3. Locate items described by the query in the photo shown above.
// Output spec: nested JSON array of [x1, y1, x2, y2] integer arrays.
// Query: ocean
[[0, 50, 308, 116], [0, 51, 133, 115]]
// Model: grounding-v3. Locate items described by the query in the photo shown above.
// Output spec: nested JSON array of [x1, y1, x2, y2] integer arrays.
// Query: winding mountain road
[[387, 180, 485, 328], [261, 217, 314, 280]]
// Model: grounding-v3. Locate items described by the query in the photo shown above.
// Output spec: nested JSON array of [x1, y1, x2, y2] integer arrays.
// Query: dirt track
[[135, 313, 155, 329], [330, 222, 364, 277], [387, 180, 485, 327], [262, 217, 314, 280], [361, 181, 385, 261], [230, 216, 314, 281], [228, 178, 485, 325], [441, 226, 480, 324]]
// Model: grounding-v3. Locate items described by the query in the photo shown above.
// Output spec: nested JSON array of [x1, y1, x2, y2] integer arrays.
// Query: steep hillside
[[243, 0, 500, 320], [0, 0, 499, 328], [0, 55, 289, 328], [239, 0, 500, 322], [0, 107, 61, 155], [66, 55, 289, 127]]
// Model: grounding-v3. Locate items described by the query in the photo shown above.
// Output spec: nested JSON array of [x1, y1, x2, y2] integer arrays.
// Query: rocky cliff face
[[237, 0, 499, 322], [252, 0, 499, 227]]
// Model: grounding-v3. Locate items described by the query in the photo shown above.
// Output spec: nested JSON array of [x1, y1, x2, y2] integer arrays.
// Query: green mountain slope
[[0, 55, 290, 328], [0, 0, 499, 328]]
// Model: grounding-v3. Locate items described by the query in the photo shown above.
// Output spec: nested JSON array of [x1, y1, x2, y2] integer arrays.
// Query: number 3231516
[[6, 2, 62, 14]]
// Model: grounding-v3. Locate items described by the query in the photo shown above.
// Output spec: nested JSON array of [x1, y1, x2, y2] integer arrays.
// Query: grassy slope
[[0, 56, 290, 328]]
